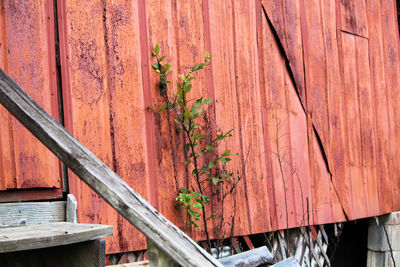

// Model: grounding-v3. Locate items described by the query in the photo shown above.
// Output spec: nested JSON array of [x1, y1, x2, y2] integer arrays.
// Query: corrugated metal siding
[[0, 0, 61, 191], [56, 0, 400, 253]]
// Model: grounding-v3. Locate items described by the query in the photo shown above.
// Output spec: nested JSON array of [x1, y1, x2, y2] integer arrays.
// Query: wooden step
[[0, 222, 112, 253]]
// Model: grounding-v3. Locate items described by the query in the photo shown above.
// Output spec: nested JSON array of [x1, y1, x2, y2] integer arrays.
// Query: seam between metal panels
[[138, 0, 159, 209], [53, 0, 68, 193], [263, 1, 350, 221]]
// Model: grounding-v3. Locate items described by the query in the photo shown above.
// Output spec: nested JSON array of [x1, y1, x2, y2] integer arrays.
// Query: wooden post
[[0, 69, 222, 267], [66, 194, 78, 223], [147, 238, 179, 267]]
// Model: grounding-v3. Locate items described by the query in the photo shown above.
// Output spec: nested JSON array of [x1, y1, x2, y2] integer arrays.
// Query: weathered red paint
[[0, 0, 61, 195], [58, 0, 400, 253], [1, 0, 400, 255]]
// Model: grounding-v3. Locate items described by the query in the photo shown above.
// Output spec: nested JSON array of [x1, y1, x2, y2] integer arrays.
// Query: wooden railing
[[0, 69, 222, 267]]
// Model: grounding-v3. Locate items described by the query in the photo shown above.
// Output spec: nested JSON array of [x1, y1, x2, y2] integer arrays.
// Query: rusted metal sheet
[[261, 0, 306, 107], [0, 0, 61, 193], [380, 0, 400, 212], [207, 0, 251, 237], [338, 0, 369, 37], [58, 0, 150, 253], [258, 4, 312, 231], [367, 0, 394, 215], [55, 0, 400, 254]]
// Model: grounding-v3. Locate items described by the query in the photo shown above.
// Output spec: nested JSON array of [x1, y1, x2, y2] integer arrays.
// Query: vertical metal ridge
[[137, 0, 159, 209]]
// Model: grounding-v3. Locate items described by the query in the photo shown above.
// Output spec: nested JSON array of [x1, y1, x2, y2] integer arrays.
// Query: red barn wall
[[0, 0, 399, 254]]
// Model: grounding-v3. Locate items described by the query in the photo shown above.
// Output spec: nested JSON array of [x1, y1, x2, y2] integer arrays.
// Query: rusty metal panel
[[207, 0, 252, 238], [261, 0, 306, 107], [258, 0, 313, 231], [367, 0, 394, 214], [58, 0, 150, 253], [0, 0, 61, 191], [380, 0, 400, 212], [338, 0, 369, 37], [56, 0, 400, 254]]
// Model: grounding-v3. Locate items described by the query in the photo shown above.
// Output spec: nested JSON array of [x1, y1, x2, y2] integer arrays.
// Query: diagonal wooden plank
[[0, 69, 222, 267]]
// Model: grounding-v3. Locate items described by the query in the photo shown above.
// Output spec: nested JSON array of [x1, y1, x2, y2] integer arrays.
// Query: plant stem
[[186, 127, 212, 249]]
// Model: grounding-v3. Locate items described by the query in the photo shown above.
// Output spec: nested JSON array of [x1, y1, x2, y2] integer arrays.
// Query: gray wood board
[[218, 246, 274, 267], [271, 257, 301, 267], [0, 238, 105, 267], [0, 222, 112, 253], [0, 201, 66, 226], [0, 68, 222, 266], [66, 194, 78, 223]]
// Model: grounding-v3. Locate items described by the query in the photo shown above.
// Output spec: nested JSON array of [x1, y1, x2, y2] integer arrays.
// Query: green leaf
[[152, 63, 160, 70], [215, 134, 227, 141], [219, 157, 231, 163], [207, 213, 216, 220], [208, 161, 216, 169], [202, 98, 212, 105], [191, 221, 201, 230], [202, 195, 210, 203], [162, 64, 170, 72], [192, 203, 202, 210], [221, 149, 231, 157], [158, 56, 166, 62], [220, 173, 233, 178], [210, 177, 220, 185], [185, 143, 190, 153], [152, 44, 160, 56], [160, 105, 167, 111], [180, 187, 190, 192], [205, 145, 215, 151], [191, 63, 204, 72], [187, 209, 198, 217], [185, 161, 191, 166]]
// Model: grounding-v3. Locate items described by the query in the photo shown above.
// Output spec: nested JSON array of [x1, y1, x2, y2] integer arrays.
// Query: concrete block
[[367, 250, 400, 267], [367, 251, 385, 267], [370, 212, 400, 226], [368, 224, 400, 251]]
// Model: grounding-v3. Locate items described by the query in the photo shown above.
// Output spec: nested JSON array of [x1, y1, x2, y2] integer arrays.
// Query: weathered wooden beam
[[0, 222, 112, 253], [0, 201, 65, 226], [218, 246, 274, 267], [66, 194, 78, 223], [147, 238, 179, 267], [0, 69, 222, 266]]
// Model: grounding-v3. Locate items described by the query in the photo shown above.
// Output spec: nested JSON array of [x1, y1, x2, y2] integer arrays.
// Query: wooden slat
[[0, 201, 65, 226], [66, 194, 77, 223], [0, 69, 222, 266], [0, 222, 112, 253]]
